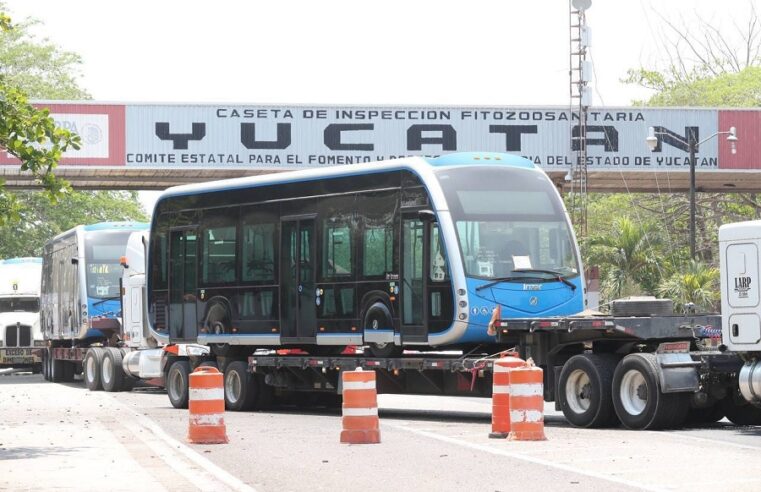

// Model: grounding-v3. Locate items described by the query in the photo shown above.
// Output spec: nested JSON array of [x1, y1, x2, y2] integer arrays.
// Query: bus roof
[[0, 257, 42, 265], [156, 152, 538, 205]]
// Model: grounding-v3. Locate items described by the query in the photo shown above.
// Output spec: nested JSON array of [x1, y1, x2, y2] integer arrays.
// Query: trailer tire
[[612, 353, 689, 430], [557, 354, 619, 428], [61, 361, 75, 382], [42, 350, 50, 381], [50, 351, 65, 383], [167, 360, 190, 409], [102, 348, 125, 392], [363, 302, 400, 358], [84, 348, 104, 391], [224, 361, 256, 411], [720, 393, 761, 426]]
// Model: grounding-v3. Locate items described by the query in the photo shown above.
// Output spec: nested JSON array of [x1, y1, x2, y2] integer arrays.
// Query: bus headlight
[[458, 313, 467, 320], [458, 300, 467, 308], [457, 289, 466, 296]]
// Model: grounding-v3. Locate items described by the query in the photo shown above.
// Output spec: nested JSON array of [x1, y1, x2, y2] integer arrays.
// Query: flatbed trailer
[[161, 311, 759, 430]]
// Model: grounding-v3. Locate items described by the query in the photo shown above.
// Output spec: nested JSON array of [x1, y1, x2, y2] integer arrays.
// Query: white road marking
[[110, 397, 256, 492], [389, 423, 664, 492]]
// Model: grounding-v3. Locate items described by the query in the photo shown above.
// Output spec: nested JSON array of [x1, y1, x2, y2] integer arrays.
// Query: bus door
[[400, 214, 428, 343], [168, 228, 198, 342], [280, 217, 317, 342]]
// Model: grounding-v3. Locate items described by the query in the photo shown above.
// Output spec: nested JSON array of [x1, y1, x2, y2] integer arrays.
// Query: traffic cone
[[489, 354, 526, 438], [187, 366, 228, 444], [340, 368, 380, 444], [507, 363, 547, 441]]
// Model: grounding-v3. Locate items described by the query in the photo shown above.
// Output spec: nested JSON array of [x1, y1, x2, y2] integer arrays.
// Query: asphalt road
[[2, 373, 760, 491]]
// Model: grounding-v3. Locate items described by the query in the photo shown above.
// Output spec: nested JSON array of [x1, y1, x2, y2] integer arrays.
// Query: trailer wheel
[[557, 354, 619, 428], [42, 350, 50, 381], [84, 348, 104, 391], [61, 361, 75, 382], [720, 393, 761, 426], [167, 360, 190, 409], [364, 302, 400, 358], [224, 361, 256, 411], [102, 348, 125, 392], [50, 351, 65, 383], [612, 353, 689, 430]]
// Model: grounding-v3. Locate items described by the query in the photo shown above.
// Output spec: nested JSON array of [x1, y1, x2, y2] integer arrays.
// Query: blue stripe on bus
[[83, 222, 149, 232], [428, 153, 535, 168], [0, 257, 42, 264]]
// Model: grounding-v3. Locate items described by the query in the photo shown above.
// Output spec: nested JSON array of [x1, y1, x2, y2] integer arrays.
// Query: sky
[[3, 0, 758, 212]]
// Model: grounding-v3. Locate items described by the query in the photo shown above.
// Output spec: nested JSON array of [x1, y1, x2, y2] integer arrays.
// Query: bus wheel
[[224, 360, 256, 411], [84, 348, 104, 391], [102, 348, 125, 392], [167, 360, 190, 409], [363, 302, 400, 358], [612, 353, 689, 430], [720, 393, 761, 426], [557, 354, 619, 428]]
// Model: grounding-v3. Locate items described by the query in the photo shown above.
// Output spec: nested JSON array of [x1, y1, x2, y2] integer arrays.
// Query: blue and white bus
[[41, 222, 150, 345], [147, 153, 584, 357]]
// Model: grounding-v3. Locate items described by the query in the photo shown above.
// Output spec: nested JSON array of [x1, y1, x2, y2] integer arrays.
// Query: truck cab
[[0, 258, 43, 371]]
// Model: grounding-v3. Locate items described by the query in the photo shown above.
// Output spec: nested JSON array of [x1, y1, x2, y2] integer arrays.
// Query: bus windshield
[[0, 297, 39, 313], [436, 166, 580, 280], [84, 231, 130, 299]]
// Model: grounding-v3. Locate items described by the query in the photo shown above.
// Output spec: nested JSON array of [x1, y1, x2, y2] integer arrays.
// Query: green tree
[[0, 9, 81, 223], [0, 4, 146, 254], [0, 191, 148, 257], [586, 217, 662, 303], [658, 260, 720, 313]]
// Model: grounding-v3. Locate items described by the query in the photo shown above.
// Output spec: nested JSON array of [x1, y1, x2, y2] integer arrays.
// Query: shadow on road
[[0, 445, 85, 461]]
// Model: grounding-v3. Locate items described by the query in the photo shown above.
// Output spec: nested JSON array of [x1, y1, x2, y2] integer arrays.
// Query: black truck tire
[[102, 347, 125, 392], [224, 360, 256, 411], [84, 348, 104, 391], [721, 393, 761, 426], [557, 353, 619, 428], [612, 353, 689, 430], [167, 360, 191, 409]]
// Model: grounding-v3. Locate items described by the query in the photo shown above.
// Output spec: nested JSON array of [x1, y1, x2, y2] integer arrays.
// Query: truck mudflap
[[655, 341, 700, 393]]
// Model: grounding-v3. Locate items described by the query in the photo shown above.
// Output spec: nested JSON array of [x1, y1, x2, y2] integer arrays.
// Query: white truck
[[0, 258, 43, 372], [43, 224, 207, 390], [719, 221, 761, 410]]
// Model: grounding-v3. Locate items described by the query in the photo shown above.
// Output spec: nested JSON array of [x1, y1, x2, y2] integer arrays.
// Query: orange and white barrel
[[507, 365, 547, 441], [187, 366, 228, 444], [489, 354, 526, 438], [340, 368, 380, 444]]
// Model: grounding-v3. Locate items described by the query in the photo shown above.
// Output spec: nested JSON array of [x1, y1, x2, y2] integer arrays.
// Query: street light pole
[[646, 126, 738, 261], [688, 137, 696, 260]]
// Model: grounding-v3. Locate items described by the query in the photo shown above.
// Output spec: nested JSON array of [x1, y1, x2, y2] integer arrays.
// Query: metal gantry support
[[568, 0, 592, 239]]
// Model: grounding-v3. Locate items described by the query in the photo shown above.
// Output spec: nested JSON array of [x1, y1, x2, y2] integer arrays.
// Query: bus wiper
[[93, 295, 120, 306], [513, 269, 577, 291], [475, 275, 546, 291]]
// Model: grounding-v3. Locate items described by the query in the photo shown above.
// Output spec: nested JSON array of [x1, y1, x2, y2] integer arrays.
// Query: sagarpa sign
[[3, 102, 760, 171]]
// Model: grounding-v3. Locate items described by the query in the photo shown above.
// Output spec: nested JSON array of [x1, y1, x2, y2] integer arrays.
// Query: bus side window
[[323, 221, 352, 278]]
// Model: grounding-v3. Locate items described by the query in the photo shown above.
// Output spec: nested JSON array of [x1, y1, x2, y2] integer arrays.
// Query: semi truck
[[719, 221, 761, 411], [140, 153, 758, 429], [0, 258, 43, 372], [41, 221, 208, 390]]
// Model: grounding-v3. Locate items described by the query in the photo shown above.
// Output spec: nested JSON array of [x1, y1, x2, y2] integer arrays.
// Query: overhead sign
[[2, 103, 760, 172]]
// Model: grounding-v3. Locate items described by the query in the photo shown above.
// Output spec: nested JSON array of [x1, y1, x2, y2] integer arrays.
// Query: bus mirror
[[418, 209, 437, 222], [71, 257, 79, 265], [119, 256, 129, 269]]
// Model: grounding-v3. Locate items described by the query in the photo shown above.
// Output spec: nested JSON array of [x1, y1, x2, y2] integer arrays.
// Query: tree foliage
[[0, 10, 82, 223], [0, 4, 146, 254], [0, 191, 148, 257], [586, 6, 761, 310]]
